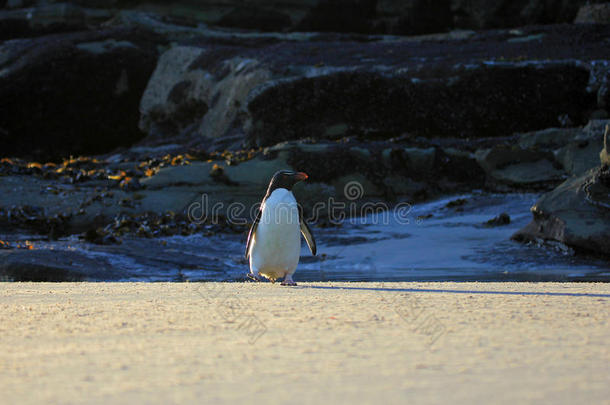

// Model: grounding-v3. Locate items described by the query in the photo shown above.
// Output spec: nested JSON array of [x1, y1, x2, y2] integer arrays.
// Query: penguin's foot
[[247, 273, 262, 282], [280, 275, 297, 286]]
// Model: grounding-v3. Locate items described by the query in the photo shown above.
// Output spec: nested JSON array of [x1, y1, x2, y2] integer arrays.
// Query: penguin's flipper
[[245, 209, 262, 259], [300, 219, 317, 256]]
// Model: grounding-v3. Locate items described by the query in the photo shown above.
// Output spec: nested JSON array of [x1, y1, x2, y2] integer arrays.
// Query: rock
[[3, 18, 607, 159], [513, 120, 609, 177], [484, 212, 511, 227], [4, 1, 601, 35], [556, 141, 603, 176], [583, 119, 610, 138], [590, 109, 608, 120], [453, 0, 588, 29], [403, 147, 437, 173], [555, 119, 608, 176], [0, 4, 112, 39], [512, 166, 610, 257], [138, 46, 209, 138], [216, 5, 292, 32], [26, 21, 603, 152], [475, 145, 564, 188], [210, 163, 239, 186], [598, 80, 610, 110], [487, 120, 609, 183], [0, 249, 123, 281], [435, 148, 486, 188], [332, 173, 383, 201], [295, 0, 454, 35], [601, 125, 610, 166], [381, 147, 436, 174], [0, 27, 161, 160], [249, 65, 595, 146], [476, 146, 551, 173], [518, 127, 582, 150], [374, 0, 453, 35], [491, 160, 565, 187], [446, 198, 467, 208], [0, 136, 487, 237], [139, 45, 271, 141], [378, 145, 479, 197], [574, 3, 610, 24], [382, 175, 428, 197], [139, 152, 291, 215]]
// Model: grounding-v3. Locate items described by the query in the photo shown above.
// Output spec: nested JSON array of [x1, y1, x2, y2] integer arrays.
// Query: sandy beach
[[0, 282, 608, 404]]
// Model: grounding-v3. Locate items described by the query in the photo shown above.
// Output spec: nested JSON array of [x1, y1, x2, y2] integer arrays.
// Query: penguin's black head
[[266, 170, 308, 194]]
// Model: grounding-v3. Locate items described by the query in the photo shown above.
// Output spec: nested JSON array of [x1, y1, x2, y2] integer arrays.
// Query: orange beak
[[295, 172, 308, 181]]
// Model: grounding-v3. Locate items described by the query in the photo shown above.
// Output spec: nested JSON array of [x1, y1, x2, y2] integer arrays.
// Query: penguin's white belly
[[250, 189, 301, 281]]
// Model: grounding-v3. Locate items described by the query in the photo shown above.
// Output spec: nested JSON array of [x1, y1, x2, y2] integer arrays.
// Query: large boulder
[[516, 120, 609, 178], [517, 127, 582, 150], [473, 120, 609, 189], [574, 3, 610, 24], [475, 146, 564, 189], [0, 249, 124, 281], [139, 45, 271, 141], [0, 27, 161, 160], [134, 23, 608, 148], [248, 66, 593, 146], [555, 120, 608, 176], [512, 165, 610, 257]]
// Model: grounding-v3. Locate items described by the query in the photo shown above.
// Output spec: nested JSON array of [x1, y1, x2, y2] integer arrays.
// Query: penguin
[[245, 170, 316, 286]]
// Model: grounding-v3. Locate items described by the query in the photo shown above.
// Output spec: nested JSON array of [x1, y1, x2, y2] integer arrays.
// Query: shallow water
[[3, 193, 609, 281], [297, 193, 610, 282]]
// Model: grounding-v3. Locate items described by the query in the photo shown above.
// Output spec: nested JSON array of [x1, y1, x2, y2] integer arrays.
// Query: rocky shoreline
[[1, 1, 610, 279]]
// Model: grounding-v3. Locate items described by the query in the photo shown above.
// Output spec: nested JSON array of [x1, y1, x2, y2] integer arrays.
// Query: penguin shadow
[[291, 285, 610, 298]]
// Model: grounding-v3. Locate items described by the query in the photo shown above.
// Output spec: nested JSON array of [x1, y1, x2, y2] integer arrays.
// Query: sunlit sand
[[1, 282, 608, 404]]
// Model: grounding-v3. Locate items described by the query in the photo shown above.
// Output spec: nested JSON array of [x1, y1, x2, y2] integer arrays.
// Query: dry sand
[[0, 282, 609, 404]]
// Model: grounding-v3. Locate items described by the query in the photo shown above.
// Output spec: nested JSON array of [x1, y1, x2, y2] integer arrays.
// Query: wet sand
[[0, 282, 609, 404]]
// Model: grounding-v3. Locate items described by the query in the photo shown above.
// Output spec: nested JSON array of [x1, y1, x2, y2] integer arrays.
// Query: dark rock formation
[[0, 137, 486, 237], [0, 28, 161, 160], [3, 0, 606, 35], [484, 212, 510, 227], [138, 23, 608, 150], [248, 66, 593, 146], [474, 145, 565, 189], [513, 121, 610, 257], [374, 0, 453, 35], [451, 0, 599, 29], [574, 3, 610, 24], [2, 4, 609, 161], [0, 4, 112, 39], [512, 166, 610, 257], [0, 248, 123, 281], [601, 125, 610, 166]]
